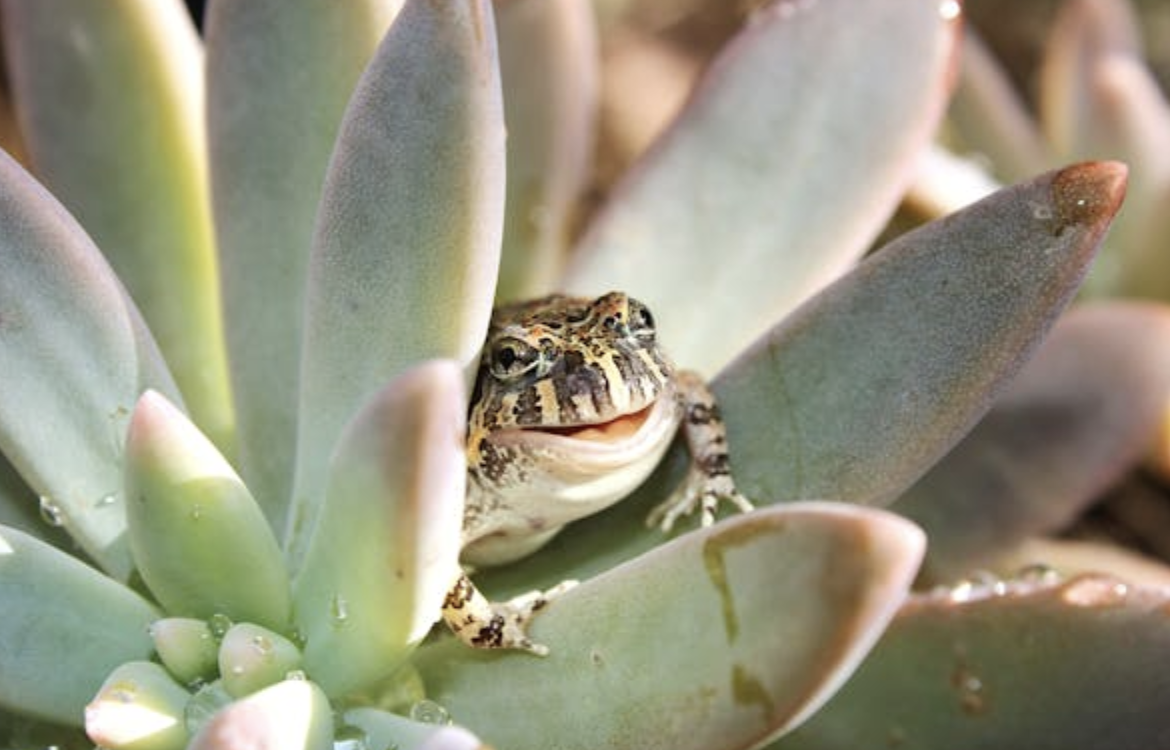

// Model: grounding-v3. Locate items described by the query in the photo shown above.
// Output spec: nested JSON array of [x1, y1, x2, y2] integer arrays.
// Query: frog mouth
[[536, 404, 655, 442], [491, 394, 677, 458]]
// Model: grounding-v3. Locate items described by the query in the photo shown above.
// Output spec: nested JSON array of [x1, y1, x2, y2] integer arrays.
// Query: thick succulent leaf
[[482, 162, 1126, 595], [0, 151, 182, 579], [289, 0, 504, 564], [949, 30, 1051, 183], [343, 709, 485, 750], [219, 623, 303, 699], [150, 618, 219, 687], [294, 361, 465, 698], [494, 0, 597, 301], [715, 163, 1124, 508], [894, 302, 1170, 582], [1, 0, 233, 452], [187, 679, 333, 750], [415, 504, 924, 750], [0, 524, 158, 726], [85, 661, 190, 750], [565, 0, 959, 374], [776, 574, 1170, 750], [124, 391, 290, 630], [205, 0, 400, 524]]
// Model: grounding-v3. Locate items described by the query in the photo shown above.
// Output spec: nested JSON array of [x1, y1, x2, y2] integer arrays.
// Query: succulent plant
[[894, 0, 1170, 586], [0, 0, 1160, 748]]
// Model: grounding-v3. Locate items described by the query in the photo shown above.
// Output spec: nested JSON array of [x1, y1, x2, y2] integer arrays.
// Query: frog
[[440, 291, 753, 654]]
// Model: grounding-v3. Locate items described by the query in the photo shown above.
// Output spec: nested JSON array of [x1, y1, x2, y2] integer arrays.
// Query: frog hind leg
[[441, 572, 577, 655], [646, 369, 754, 531]]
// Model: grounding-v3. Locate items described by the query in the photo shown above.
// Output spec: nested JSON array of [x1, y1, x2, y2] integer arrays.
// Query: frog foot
[[646, 468, 755, 532], [442, 574, 577, 656]]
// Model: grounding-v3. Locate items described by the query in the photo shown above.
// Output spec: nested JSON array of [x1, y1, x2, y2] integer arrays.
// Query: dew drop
[[285, 669, 307, 681], [1016, 563, 1062, 586], [1061, 575, 1129, 608], [250, 634, 273, 656], [94, 493, 118, 510], [410, 699, 451, 726], [330, 594, 350, 625], [207, 613, 233, 639], [230, 664, 244, 676], [189, 504, 204, 522], [38, 496, 64, 527], [944, 571, 1006, 603]]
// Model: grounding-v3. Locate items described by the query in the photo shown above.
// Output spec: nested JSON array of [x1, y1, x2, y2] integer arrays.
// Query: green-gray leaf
[[0, 525, 158, 725], [1, 0, 234, 452], [287, 0, 504, 567], [776, 574, 1170, 750], [415, 504, 924, 750], [565, 0, 959, 374], [205, 0, 400, 524], [0, 151, 182, 580], [894, 302, 1170, 582]]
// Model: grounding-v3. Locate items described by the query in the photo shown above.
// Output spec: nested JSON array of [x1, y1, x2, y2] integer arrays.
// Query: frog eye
[[489, 337, 541, 380], [627, 299, 656, 341]]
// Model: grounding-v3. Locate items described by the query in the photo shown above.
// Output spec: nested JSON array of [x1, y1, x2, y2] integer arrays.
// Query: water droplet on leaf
[[410, 699, 451, 725], [38, 496, 64, 527], [330, 594, 349, 625], [207, 613, 233, 639], [1061, 575, 1129, 608]]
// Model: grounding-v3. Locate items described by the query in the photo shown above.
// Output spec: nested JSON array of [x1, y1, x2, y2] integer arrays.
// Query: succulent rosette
[[0, 1, 1161, 748]]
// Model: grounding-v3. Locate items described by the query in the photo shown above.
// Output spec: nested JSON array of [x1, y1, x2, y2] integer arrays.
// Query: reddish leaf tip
[[1051, 160, 1128, 230]]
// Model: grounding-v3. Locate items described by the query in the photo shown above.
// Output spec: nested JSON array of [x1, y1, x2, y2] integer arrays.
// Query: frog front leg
[[441, 572, 576, 655], [647, 370, 754, 531]]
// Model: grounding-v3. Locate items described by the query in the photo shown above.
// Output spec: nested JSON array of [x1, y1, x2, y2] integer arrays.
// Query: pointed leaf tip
[[1051, 160, 1127, 229]]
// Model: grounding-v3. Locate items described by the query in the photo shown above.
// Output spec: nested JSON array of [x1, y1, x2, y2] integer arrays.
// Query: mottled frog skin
[[441, 292, 752, 654]]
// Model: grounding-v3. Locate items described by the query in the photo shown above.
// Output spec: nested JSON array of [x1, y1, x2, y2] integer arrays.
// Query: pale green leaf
[[565, 0, 958, 374], [85, 661, 190, 750], [187, 679, 333, 750], [0, 152, 182, 579], [294, 361, 465, 697], [124, 391, 290, 630], [0, 525, 158, 725], [343, 709, 485, 750], [894, 302, 1170, 582], [1, 0, 233, 451], [777, 574, 1170, 749], [415, 504, 924, 750], [288, 0, 504, 565], [205, 0, 401, 523]]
